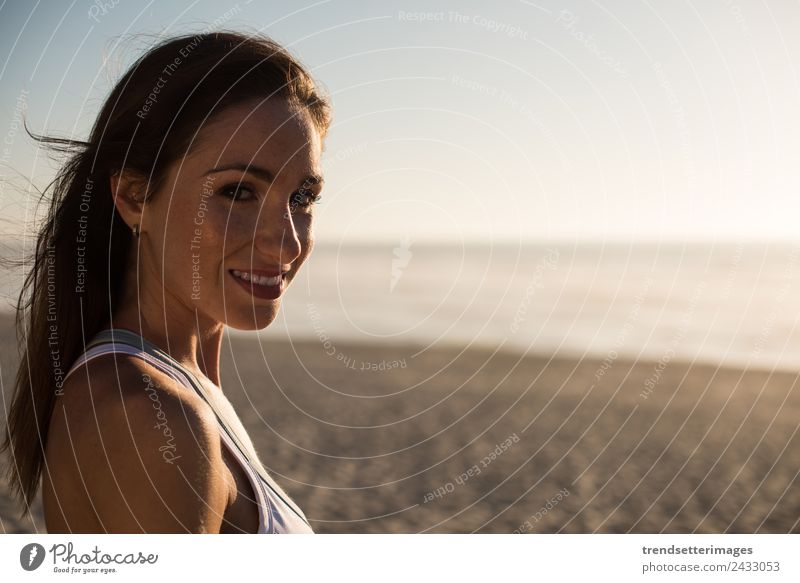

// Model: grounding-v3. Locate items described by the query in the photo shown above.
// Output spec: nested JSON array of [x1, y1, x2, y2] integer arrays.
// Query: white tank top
[[63, 328, 314, 534]]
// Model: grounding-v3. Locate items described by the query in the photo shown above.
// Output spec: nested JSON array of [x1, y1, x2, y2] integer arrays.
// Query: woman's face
[[139, 97, 324, 330]]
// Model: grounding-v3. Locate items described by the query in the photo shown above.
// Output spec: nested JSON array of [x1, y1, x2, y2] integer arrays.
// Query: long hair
[[1, 31, 332, 516]]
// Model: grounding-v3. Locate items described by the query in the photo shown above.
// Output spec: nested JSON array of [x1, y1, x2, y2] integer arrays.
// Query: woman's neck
[[110, 306, 225, 387], [113, 247, 226, 386]]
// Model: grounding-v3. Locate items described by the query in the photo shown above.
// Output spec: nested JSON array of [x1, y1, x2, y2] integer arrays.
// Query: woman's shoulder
[[58, 350, 215, 434], [48, 351, 233, 532]]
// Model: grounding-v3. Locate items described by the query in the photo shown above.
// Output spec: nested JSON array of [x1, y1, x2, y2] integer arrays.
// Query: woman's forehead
[[187, 99, 321, 169], [207, 99, 317, 145]]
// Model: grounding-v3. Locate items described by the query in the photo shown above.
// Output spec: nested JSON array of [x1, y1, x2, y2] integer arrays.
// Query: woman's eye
[[218, 183, 256, 201], [290, 189, 322, 211]]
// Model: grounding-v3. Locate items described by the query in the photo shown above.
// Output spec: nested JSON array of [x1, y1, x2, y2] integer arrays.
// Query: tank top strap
[[81, 327, 311, 528], [64, 330, 273, 532]]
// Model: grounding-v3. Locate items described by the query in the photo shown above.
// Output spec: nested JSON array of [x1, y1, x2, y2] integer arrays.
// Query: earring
[[132, 223, 140, 237]]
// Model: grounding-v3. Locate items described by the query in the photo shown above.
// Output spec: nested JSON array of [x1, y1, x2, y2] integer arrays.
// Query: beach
[[1, 312, 798, 533]]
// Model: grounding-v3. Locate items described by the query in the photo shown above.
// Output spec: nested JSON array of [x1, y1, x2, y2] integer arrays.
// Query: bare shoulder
[[46, 353, 232, 533]]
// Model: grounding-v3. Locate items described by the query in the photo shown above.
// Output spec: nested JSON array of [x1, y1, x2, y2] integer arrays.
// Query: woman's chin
[[224, 302, 281, 331]]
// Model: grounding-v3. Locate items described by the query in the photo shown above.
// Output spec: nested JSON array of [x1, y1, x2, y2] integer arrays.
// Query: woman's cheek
[[199, 207, 231, 247], [295, 215, 315, 263], [181, 207, 227, 301], [192, 200, 245, 248]]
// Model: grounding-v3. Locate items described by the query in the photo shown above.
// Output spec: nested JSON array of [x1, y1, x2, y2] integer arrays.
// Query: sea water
[[256, 241, 800, 371], [3, 239, 800, 370]]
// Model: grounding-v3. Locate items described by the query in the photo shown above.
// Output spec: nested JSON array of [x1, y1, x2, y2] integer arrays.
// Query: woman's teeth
[[231, 270, 281, 286]]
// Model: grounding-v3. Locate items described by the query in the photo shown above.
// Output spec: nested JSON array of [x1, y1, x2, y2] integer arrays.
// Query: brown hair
[[1, 30, 332, 515]]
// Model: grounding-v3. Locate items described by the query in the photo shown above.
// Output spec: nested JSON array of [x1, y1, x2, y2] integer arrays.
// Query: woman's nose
[[252, 204, 302, 266]]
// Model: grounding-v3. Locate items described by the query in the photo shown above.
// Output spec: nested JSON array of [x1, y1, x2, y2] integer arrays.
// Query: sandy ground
[[1, 313, 798, 533]]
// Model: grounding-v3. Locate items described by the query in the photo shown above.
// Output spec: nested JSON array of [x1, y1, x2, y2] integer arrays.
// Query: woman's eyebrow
[[206, 163, 275, 182], [205, 163, 324, 188], [304, 174, 325, 187]]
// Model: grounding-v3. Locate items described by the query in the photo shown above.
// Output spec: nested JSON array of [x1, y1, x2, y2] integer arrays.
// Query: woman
[[1, 31, 331, 533]]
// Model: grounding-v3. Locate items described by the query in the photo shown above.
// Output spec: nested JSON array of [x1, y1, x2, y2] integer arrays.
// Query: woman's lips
[[229, 269, 284, 300]]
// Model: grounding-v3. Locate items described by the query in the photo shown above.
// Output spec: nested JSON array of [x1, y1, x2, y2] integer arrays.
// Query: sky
[[1, 0, 799, 244]]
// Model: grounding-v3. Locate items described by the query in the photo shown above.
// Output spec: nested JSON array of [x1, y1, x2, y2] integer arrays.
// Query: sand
[[1, 313, 798, 533]]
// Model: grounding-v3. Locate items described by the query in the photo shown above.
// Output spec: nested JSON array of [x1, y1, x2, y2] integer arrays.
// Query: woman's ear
[[110, 169, 149, 232]]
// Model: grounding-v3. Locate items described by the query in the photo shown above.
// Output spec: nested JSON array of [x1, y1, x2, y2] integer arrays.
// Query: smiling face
[[137, 97, 324, 330]]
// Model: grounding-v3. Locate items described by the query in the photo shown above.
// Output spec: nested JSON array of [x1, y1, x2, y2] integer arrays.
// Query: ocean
[[3, 240, 800, 371]]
